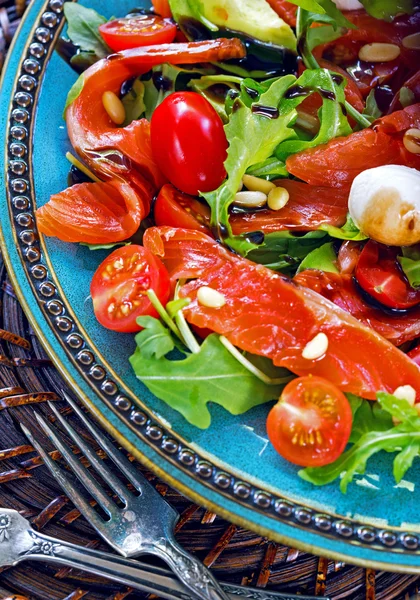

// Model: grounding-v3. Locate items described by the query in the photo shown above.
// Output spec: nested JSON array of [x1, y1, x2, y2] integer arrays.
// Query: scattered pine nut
[[302, 333, 329, 360], [197, 286, 226, 309], [267, 187, 290, 211], [243, 174, 276, 195], [234, 191, 267, 208], [358, 43, 400, 63], [402, 32, 420, 50], [102, 91, 126, 125], [403, 128, 420, 155], [393, 385, 416, 406]]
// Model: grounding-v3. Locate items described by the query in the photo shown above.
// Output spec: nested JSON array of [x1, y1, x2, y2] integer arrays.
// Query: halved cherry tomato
[[151, 92, 228, 195], [152, 0, 172, 18], [295, 269, 420, 347], [154, 184, 211, 233], [356, 240, 420, 310], [36, 179, 146, 244], [266, 376, 352, 467], [99, 16, 176, 52], [90, 245, 170, 333]]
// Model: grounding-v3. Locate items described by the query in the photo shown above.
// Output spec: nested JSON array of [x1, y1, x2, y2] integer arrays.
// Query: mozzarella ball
[[348, 165, 420, 246], [332, 0, 363, 10]]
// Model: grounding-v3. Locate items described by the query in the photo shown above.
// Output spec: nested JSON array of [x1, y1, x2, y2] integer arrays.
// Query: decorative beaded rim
[[4, 0, 420, 557]]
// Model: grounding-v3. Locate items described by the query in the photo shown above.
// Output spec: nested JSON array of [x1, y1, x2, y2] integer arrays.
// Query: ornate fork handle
[[150, 536, 230, 600], [18, 529, 190, 600]]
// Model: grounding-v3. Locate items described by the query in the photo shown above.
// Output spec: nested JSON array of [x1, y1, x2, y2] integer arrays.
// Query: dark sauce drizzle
[[251, 105, 279, 119]]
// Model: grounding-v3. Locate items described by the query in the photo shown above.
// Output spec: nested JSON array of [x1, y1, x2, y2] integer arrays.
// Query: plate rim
[[2, 0, 420, 573]]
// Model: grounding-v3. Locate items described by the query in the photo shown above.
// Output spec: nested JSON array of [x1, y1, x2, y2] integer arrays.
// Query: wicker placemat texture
[[1, 1, 420, 598]]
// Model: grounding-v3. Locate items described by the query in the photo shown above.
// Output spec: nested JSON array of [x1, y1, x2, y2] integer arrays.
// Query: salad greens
[[130, 310, 289, 428], [358, 0, 414, 21], [63, 3, 110, 62], [319, 215, 368, 241], [398, 247, 420, 289], [297, 242, 339, 273], [300, 392, 420, 492], [203, 68, 351, 254]]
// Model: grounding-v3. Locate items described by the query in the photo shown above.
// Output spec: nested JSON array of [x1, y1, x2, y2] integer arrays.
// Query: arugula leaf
[[246, 157, 288, 180], [134, 317, 175, 360], [359, 0, 413, 21], [202, 75, 297, 251], [363, 89, 382, 123], [130, 330, 283, 428], [348, 395, 393, 443], [122, 79, 146, 126], [63, 3, 110, 58], [297, 242, 338, 274], [299, 392, 420, 492], [247, 231, 328, 273], [189, 74, 243, 122], [400, 86, 416, 108], [275, 69, 352, 161], [63, 73, 84, 116], [398, 246, 420, 289], [319, 214, 368, 241]]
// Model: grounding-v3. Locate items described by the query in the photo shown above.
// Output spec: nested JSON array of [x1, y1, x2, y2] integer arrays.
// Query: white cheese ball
[[348, 165, 420, 246], [332, 0, 363, 10]]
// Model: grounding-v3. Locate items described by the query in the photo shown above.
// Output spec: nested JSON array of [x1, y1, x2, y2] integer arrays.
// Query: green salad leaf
[[275, 68, 352, 160], [130, 322, 283, 428], [203, 69, 350, 254], [319, 215, 368, 241], [63, 73, 84, 116], [363, 89, 383, 122], [246, 157, 288, 180], [80, 241, 131, 251], [398, 246, 420, 289], [63, 3, 110, 58], [359, 0, 413, 21], [168, 0, 218, 33], [299, 392, 420, 492], [122, 80, 146, 126], [247, 231, 328, 273], [297, 242, 338, 274]]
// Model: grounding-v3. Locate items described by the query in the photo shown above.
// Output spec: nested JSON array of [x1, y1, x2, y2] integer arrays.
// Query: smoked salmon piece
[[143, 227, 420, 400]]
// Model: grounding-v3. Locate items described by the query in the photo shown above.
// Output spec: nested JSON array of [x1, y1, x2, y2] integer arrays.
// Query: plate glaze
[[2, 0, 420, 572]]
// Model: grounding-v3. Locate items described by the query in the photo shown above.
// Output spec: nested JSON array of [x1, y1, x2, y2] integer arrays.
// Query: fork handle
[[148, 536, 230, 600], [19, 530, 191, 600]]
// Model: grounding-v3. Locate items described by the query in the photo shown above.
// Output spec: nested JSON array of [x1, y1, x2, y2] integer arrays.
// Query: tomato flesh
[[99, 16, 176, 51], [91, 245, 170, 333], [267, 376, 352, 467], [356, 240, 420, 310], [151, 92, 228, 195], [154, 184, 211, 233]]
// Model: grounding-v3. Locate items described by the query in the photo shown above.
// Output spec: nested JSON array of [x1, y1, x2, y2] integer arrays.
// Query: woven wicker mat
[[1, 1, 420, 598]]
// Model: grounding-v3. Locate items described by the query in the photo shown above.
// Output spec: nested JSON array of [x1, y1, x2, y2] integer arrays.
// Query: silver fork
[[21, 393, 229, 600]]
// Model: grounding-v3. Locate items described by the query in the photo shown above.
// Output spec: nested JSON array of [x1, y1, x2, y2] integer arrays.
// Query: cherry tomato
[[99, 15, 176, 52], [266, 376, 352, 467], [356, 240, 420, 310], [151, 92, 228, 195], [91, 245, 171, 333], [154, 184, 211, 233], [152, 0, 172, 18]]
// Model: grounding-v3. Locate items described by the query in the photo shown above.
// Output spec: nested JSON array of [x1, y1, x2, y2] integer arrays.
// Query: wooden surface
[[1, 1, 420, 597]]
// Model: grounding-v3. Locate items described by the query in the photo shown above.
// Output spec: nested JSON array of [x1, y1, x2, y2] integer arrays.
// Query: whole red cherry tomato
[[99, 15, 176, 51], [151, 92, 228, 195], [266, 376, 352, 467], [91, 245, 171, 333]]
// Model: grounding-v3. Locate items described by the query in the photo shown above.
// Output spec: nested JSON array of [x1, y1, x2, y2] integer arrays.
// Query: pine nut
[[358, 43, 400, 63], [102, 91, 126, 125], [243, 174, 276, 195], [302, 333, 329, 360], [197, 286, 226, 309], [403, 128, 420, 155], [234, 191, 267, 208], [402, 32, 420, 50], [393, 385, 416, 406], [267, 187, 290, 211]]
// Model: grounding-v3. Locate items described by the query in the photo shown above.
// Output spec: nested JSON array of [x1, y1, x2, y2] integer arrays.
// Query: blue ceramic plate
[[2, 0, 420, 573]]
